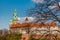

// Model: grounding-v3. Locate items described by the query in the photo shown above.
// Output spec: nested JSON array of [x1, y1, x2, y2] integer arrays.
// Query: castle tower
[[9, 9, 18, 24], [13, 9, 18, 24], [13, 9, 18, 20]]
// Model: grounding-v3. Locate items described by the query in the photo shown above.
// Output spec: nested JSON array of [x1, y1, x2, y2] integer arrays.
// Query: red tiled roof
[[48, 22, 56, 27], [10, 23, 29, 28], [10, 22, 57, 28], [31, 23, 42, 27]]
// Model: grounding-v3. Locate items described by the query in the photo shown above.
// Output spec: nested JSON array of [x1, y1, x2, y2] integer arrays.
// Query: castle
[[9, 9, 60, 40]]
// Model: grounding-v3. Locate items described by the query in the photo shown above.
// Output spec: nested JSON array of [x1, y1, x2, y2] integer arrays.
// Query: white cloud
[[59, 2, 60, 6], [17, 17, 35, 23], [32, 0, 44, 3]]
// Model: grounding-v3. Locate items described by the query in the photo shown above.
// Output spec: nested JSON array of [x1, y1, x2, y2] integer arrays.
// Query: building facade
[[9, 9, 60, 40]]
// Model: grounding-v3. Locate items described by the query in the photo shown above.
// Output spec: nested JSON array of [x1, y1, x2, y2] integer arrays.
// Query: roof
[[10, 22, 57, 28], [10, 23, 29, 28], [48, 22, 56, 27]]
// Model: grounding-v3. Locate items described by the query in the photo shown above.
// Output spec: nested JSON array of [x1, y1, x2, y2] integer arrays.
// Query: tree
[[27, 0, 60, 40], [27, 0, 60, 23], [5, 33, 21, 40]]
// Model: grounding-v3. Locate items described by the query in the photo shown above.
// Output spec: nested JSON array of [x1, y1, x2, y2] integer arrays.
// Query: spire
[[25, 17, 29, 23], [13, 9, 18, 20], [9, 9, 18, 25], [25, 17, 28, 21]]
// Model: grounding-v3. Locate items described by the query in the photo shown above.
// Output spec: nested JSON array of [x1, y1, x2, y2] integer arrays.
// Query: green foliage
[[0, 33, 22, 40], [6, 34, 20, 40], [39, 38, 48, 40]]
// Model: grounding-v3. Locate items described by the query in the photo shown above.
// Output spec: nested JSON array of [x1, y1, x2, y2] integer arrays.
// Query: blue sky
[[0, 0, 60, 29], [0, 0, 35, 29]]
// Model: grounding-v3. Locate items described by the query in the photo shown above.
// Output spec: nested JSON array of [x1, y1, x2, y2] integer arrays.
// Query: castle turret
[[9, 9, 18, 24], [13, 9, 18, 20], [25, 17, 28, 23], [25, 17, 28, 21], [13, 9, 18, 24]]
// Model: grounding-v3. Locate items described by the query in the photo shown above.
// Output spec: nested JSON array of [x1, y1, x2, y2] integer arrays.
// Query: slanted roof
[[10, 21, 57, 28]]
